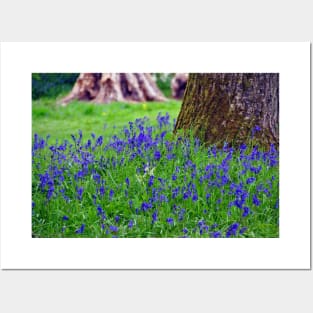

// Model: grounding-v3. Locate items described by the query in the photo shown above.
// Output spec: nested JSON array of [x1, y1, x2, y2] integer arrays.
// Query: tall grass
[[32, 112, 279, 238]]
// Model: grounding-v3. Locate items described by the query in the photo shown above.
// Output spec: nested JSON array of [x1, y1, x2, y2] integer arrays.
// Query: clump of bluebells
[[32, 113, 279, 238]]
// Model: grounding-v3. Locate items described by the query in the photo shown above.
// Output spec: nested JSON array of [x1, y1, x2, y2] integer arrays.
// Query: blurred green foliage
[[32, 73, 79, 99], [153, 73, 174, 98]]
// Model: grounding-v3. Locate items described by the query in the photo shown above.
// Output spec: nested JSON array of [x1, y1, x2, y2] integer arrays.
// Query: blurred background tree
[[32, 73, 188, 101]]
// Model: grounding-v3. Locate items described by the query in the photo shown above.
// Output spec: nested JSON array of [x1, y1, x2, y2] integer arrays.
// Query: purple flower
[[250, 166, 262, 174], [75, 224, 85, 234], [172, 187, 180, 199], [275, 200, 279, 209], [239, 227, 248, 235], [253, 194, 260, 206], [211, 223, 218, 229], [128, 220, 134, 228], [97, 206, 103, 215], [148, 175, 154, 187], [76, 187, 83, 200], [96, 136, 103, 146], [109, 225, 118, 233], [246, 177, 256, 184], [99, 186, 105, 196], [178, 209, 186, 222], [152, 211, 158, 224], [93, 173, 101, 184], [211, 231, 221, 238], [154, 150, 161, 161], [125, 177, 130, 187], [141, 202, 151, 212], [226, 222, 239, 237], [240, 143, 247, 152], [109, 189, 114, 200], [167, 153, 175, 160], [192, 193, 198, 202], [115, 215, 120, 223], [172, 174, 177, 181], [62, 215, 69, 221], [166, 217, 174, 225], [183, 228, 188, 234], [159, 194, 168, 203], [47, 185, 54, 200], [242, 206, 250, 217]]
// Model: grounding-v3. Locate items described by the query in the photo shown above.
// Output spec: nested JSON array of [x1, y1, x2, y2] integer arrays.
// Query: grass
[[32, 100, 279, 238], [32, 97, 182, 142]]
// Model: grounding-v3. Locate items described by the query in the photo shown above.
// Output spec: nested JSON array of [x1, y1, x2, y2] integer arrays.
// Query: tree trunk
[[174, 73, 279, 149], [59, 73, 166, 105], [171, 73, 188, 99]]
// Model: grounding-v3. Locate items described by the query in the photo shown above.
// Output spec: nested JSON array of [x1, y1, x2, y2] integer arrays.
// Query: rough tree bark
[[59, 73, 166, 105], [174, 73, 279, 149]]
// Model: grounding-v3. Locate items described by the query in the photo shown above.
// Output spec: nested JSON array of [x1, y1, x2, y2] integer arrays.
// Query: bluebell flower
[[96, 136, 103, 146], [148, 175, 154, 187], [152, 211, 158, 224], [62, 215, 69, 221], [93, 173, 101, 184], [166, 217, 174, 225], [251, 125, 261, 138], [183, 192, 190, 200], [109, 189, 114, 200], [75, 224, 85, 234], [240, 143, 247, 152], [141, 202, 150, 212], [226, 222, 239, 237], [172, 187, 180, 199], [109, 225, 118, 233], [246, 177, 256, 184], [159, 194, 168, 202], [167, 153, 175, 160], [178, 210, 185, 222], [239, 227, 248, 235], [76, 187, 83, 200], [275, 200, 279, 209], [183, 228, 188, 234], [128, 220, 134, 228], [192, 193, 198, 202], [99, 186, 105, 197], [250, 166, 262, 174], [253, 194, 260, 206], [211, 223, 218, 229], [211, 231, 221, 238], [125, 177, 130, 187], [115, 215, 120, 223], [154, 150, 161, 161], [242, 206, 250, 217]]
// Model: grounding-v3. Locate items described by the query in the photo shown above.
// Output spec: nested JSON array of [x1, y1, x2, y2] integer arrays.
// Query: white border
[[0, 42, 310, 269]]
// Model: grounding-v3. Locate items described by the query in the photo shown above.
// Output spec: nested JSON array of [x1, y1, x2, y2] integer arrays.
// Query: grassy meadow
[[32, 96, 279, 238]]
